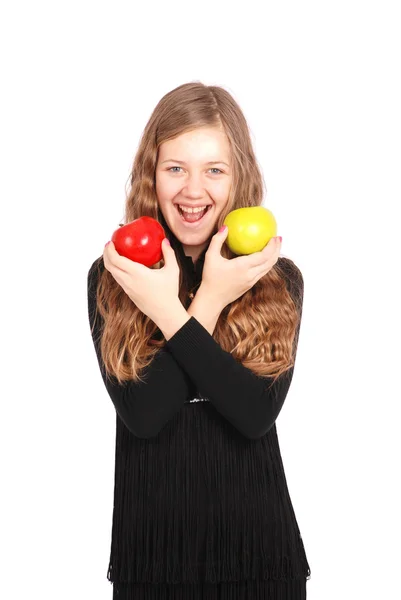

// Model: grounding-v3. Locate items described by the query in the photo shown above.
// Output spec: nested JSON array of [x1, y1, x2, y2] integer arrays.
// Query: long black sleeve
[[87, 257, 194, 439], [88, 255, 303, 441], [164, 259, 304, 439]]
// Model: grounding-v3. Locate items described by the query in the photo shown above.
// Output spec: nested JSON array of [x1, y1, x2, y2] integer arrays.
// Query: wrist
[[196, 283, 226, 314], [187, 285, 225, 336], [154, 301, 191, 341]]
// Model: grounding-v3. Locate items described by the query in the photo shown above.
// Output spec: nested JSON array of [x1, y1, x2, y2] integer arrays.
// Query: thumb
[[211, 224, 228, 250], [204, 225, 228, 259], [161, 237, 174, 264]]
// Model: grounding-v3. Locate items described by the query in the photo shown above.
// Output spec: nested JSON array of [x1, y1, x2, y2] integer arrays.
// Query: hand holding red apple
[[102, 238, 182, 323], [200, 226, 282, 310]]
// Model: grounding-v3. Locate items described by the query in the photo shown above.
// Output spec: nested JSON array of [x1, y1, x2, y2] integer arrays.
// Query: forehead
[[159, 127, 231, 162]]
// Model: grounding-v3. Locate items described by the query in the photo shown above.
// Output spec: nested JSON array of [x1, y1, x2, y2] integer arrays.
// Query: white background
[[1, 1, 400, 598]]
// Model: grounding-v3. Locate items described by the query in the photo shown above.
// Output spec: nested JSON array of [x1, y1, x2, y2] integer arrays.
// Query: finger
[[103, 241, 133, 274], [210, 225, 229, 253], [160, 237, 174, 267], [244, 236, 279, 268], [263, 237, 281, 266], [250, 247, 280, 280], [263, 236, 281, 254], [102, 250, 129, 289]]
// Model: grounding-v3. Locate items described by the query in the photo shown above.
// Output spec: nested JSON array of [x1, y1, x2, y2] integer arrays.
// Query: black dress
[[87, 241, 311, 599]]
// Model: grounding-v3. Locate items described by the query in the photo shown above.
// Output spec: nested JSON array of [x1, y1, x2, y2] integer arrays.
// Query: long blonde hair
[[90, 82, 304, 389]]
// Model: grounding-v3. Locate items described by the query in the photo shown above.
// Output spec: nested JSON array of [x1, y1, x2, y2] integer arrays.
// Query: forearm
[[159, 259, 303, 440], [156, 286, 224, 340], [186, 284, 224, 336], [88, 258, 193, 439]]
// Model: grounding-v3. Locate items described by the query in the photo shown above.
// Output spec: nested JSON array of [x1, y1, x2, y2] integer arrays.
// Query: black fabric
[[112, 577, 307, 599], [87, 241, 311, 598]]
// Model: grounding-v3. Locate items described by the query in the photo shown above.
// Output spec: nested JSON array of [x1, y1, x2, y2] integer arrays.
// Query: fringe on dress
[[106, 397, 311, 598], [112, 577, 307, 599]]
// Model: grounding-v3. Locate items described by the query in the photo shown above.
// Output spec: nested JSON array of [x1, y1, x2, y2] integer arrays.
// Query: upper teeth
[[178, 205, 209, 213]]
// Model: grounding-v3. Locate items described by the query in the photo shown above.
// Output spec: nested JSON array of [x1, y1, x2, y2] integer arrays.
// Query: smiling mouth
[[175, 204, 212, 224]]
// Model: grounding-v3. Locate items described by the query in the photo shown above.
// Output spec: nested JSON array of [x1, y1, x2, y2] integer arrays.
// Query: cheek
[[211, 181, 230, 201], [156, 175, 179, 199]]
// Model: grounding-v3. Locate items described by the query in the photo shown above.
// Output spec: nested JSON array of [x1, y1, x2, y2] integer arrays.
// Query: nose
[[182, 173, 205, 199]]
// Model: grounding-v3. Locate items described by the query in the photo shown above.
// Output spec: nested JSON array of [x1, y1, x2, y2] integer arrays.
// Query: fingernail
[[104, 241, 110, 247], [277, 236, 282, 243], [219, 225, 227, 233], [164, 238, 170, 246]]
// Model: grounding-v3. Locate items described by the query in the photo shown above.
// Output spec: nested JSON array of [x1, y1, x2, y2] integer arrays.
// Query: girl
[[87, 82, 311, 599]]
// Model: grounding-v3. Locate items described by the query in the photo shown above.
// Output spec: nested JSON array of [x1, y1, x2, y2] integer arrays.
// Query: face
[[155, 126, 232, 262]]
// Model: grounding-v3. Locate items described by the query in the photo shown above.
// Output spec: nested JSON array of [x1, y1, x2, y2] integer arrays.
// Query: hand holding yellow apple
[[223, 206, 277, 255], [201, 225, 282, 310]]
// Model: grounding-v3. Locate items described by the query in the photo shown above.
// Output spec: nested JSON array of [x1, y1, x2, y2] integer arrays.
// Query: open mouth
[[175, 204, 213, 226]]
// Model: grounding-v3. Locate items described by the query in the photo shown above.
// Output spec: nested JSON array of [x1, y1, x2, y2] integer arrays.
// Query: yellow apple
[[223, 206, 278, 255]]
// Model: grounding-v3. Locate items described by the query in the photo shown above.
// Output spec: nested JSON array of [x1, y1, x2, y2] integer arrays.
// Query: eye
[[168, 167, 223, 174]]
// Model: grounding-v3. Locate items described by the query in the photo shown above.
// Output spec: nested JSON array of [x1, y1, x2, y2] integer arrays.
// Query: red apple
[[111, 217, 166, 267]]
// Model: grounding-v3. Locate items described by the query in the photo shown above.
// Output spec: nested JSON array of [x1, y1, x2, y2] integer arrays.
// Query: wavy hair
[[90, 82, 303, 389]]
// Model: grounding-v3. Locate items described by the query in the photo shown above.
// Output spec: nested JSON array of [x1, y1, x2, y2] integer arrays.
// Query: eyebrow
[[161, 159, 230, 167]]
